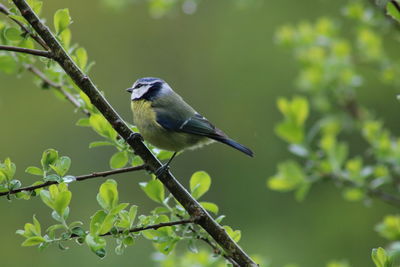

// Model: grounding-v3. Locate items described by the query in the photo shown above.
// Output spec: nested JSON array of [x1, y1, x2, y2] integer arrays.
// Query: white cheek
[[131, 86, 150, 100]]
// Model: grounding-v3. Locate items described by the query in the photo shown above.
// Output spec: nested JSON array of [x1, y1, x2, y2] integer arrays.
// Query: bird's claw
[[155, 164, 170, 178], [127, 132, 143, 143]]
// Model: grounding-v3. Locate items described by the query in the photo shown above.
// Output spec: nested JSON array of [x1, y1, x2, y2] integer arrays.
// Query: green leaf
[[90, 210, 107, 235], [76, 118, 90, 127], [8, 15, 27, 25], [190, 171, 211, 199], [4, 27, 22, 41], [223, 225, 241, 242], [75, 47, 88, 70], [41, 149, 59, 171], [25, 166, 43, 176], [157, 150, 175, 160], [54, 8, 71, 34], [44, 174, 62, 183], [342, 188, 364, 202], [89, 141, 114, 148], [387, 2, 400, 22], [71, 226, 85, 237], [53, 190, 72, 217], [97, 179, 119, 211], [109, 203, 129, 217], [59, 28, 71, 49], [376, 215, 400, 241], [90, 210, 116, 235], [267, 160, 305, 192], [85, 233, 106, 258], [32, 215, 41, 235], [275, 121, 304, 144], [142, 215, 176, 249], [200, 202, 219, 214], [123, 236, 134, 246], [128, 205, 138, 224], [27, 0, 43, 15], [40, 184, 71, 217], [0, 158, 16, 181], [140, 180, 165, 203], [372, 247, 392, 267], [275, 96, 309, 144], [50, 156, 71, 176], [21, 236, 46, 247], [89, 114, 118, 140], [117, 205, 137, 228], [109, 151, 128, 169]]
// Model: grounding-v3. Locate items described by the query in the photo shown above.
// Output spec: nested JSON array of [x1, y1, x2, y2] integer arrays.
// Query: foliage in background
[[269, 0, 400, 266], [2, 0, 400, 265]]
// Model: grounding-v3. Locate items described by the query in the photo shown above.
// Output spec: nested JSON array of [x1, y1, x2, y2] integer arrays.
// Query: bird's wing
[[179, 114, 226, 138], [156, 109, 225, 139]]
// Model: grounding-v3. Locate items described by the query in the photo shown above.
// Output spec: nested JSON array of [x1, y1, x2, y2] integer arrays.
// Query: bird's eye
[[134, 83, 143, 89]]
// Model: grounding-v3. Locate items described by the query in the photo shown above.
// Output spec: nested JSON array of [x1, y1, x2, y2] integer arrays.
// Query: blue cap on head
[[136, 77, 165, 84]]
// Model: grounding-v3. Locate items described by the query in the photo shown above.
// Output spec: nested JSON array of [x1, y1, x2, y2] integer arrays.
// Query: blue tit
[[126, 77, 253, 174]]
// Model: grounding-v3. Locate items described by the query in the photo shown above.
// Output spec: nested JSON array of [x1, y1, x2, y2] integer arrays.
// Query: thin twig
[[368, 188, 400, 207], [0, 165, 146, 197], [0, 3, 49, 50], [326, 174, 400, 208], [25, 64, 90, 116], [0, 45, 52, 58], [100, 218, 194, 237], [11, 1, 257, 265]]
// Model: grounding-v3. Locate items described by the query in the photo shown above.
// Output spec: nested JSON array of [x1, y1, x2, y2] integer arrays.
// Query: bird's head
[[126, 77, 172, 101]]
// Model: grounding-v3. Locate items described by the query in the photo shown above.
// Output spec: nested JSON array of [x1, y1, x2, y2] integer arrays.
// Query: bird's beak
[[126, 87, 133, 93]]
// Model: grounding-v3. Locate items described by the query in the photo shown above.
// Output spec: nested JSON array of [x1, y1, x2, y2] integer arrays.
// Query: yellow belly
[[131, 100, 211, 151]]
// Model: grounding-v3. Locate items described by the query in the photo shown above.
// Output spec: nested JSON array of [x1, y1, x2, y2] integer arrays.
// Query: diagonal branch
[[0, 165, 146, 197], [0, 45, 52, 58], [25, 64, 90, 116], [11, 1, 257, 265]]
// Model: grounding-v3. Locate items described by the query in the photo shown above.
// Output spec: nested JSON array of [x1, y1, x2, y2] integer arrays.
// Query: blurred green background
[[0, 0, 398, 266]]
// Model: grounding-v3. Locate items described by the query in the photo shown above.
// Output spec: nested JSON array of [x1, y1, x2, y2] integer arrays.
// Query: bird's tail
[[214, 137, 254, 157]]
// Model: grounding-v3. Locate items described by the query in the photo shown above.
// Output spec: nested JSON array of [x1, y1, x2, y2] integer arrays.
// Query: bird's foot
[[127, 132, 143, 143], [154, 164, 170, 178]]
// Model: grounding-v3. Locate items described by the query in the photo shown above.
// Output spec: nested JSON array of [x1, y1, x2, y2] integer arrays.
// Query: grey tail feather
[[214, 137, 254, 157]]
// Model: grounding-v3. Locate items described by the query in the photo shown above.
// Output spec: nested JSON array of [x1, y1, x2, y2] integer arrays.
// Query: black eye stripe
[[134, 83, 143, 89]]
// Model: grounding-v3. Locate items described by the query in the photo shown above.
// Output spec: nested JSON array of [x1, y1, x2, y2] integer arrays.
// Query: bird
[[126, 77, 253, 176]]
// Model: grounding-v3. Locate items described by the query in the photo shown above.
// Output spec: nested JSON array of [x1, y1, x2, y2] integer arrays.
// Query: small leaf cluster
[[372, 247, 394, 267], [26, 148, 72, 183], [0, 158, 19, 196], [270, 2, 400, 203], [15, 171, 235, 261], [139, 171, 238, 256]]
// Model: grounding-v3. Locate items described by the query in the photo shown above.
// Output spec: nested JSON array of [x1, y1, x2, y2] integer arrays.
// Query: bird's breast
[[131, 100, 157, 127]]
